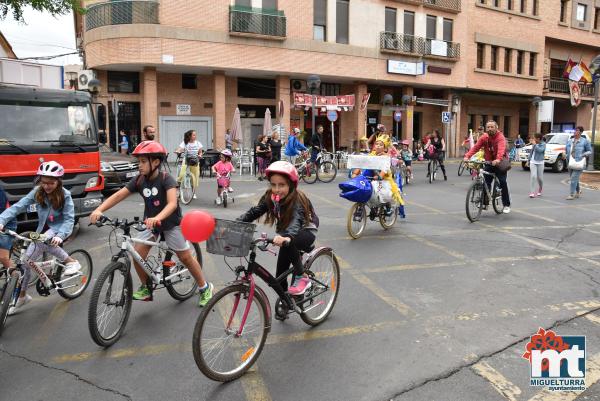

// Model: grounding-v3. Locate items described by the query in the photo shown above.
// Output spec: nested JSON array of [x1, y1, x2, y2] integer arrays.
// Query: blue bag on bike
[[339, 175, 372, 203]]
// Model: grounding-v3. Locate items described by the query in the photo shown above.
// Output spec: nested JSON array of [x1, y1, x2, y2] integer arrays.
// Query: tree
[[0, 1, 84, 22]]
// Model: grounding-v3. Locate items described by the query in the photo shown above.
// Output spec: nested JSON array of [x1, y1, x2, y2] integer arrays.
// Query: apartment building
[[75, 0, 600, 156]]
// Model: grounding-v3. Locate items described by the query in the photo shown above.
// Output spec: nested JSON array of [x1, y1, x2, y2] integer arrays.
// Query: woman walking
[[566, 126, 591, 200], [269, 129, 283, 163], [255, 134, 271, 181], [175, 130, 203, 199], [527, 133, 545, 198]]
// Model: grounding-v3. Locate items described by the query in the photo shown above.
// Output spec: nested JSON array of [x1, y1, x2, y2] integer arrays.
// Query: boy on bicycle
[[90, 141, 213, 306]]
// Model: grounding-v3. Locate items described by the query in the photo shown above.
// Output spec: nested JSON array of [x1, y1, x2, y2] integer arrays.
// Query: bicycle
[[295, 149, 338, 184], [0, 229, 92, 335], [399, 160, 411, 186], [426, 150, 444, 184], [346, 177, 398, 239], [215, 172, 234, 208], [192, 218, 340, 382], [465, 161, 504, 222], [458, 160, 470, 177], [175, 152, 196, 205], [88, 215, 202, 347]]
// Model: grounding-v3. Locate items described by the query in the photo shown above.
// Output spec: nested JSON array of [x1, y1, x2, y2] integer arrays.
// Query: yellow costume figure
[[370, 134, 404, 206]]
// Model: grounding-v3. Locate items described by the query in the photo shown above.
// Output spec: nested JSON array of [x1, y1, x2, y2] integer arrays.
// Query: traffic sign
[[327, 110, 338, 122], [442, 112, 452, 123], [393, 111, 402, 122]]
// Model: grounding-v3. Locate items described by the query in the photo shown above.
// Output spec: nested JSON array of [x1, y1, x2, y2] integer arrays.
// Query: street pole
[[591, 79, 599, 170], [331, 120, 335, 155], [311, 90, 316, 153]]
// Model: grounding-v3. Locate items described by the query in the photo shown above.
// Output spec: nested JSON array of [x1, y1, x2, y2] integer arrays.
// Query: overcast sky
[[1, 7, 82, 66]]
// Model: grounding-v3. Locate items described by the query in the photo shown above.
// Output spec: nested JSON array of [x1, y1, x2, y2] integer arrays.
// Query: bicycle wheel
[[458, 161, 466, 176], [193, 284, 269, 382], [347, 203, 367, 239], [88, 261, 133, 347], [379, 205, 398, 229], [222, 191, 228, 208], [165, 242, 201, 301], [466, 181, 484, 222], [0, 271, 17, 336], [300, 248, 340, 326], [301, 163, 318, 184], [492, 185, 503, 214], [180, 172, 194, 205], [57, 249, 93, 299], [317, 161, 337, 183]]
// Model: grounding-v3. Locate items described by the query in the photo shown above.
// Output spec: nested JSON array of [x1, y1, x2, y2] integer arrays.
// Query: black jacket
[[238, 195, 308, 238]]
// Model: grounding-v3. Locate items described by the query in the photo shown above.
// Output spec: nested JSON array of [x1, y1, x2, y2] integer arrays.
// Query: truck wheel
[[552, 156, 564, 173], [521, 162, 530, 171]]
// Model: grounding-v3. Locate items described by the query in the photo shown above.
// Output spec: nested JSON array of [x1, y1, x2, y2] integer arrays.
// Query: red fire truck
[[0, 84, 104, 227]]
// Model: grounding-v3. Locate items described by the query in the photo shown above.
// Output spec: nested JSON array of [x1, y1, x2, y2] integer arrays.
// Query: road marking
[[364, 261, 467, 273], [585, 313, 600, 325], [511, 208, 557, 223], [471, 361, 521, 401], [33, 301, 71, 348], [526, 352, 600, 401], [265, 321, 403, 345]]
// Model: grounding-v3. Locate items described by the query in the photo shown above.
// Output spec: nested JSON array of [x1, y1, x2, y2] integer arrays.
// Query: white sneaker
[[193, 194, 197, 199], [215, 197, 222, 205], [227, 187, 234, 193], [8, 294, 32, 316], [63, 261, 81, 275], [503, 206, 511, 214]]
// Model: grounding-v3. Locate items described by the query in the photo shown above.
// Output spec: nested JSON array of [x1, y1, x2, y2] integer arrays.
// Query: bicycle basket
[[206, 219, 256, 257]]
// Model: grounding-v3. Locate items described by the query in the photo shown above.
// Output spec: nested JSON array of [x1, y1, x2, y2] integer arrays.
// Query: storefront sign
[[176, 104, 191, 115], [430, 40, 448, 57], [428, 65, 452, 75], [293, 93, 355, 109], [387, 60, 425, 76]]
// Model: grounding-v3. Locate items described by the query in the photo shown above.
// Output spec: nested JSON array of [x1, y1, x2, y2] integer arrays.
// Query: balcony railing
[[380, 32, 460, 59], [391, 0, 461, 13], [85, 0, 159, 31], [544, 78, 596, 97], [229, 5, 286, 38]]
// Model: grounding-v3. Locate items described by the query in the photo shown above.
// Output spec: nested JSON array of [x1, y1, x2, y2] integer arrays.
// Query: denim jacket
[[0, 187, 75, 240], [566, 137, 592, 162], [528, 142, 546, 162]]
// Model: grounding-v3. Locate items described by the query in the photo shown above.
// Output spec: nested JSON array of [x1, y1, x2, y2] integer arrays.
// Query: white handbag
[[568, 155, 586, 170]]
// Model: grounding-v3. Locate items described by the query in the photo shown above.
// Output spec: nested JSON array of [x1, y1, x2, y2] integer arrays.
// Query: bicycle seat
[[301, 244, 315, 254]]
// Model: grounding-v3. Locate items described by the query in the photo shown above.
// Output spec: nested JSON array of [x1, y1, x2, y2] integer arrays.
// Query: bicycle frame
[[475, 167, 499, 201]]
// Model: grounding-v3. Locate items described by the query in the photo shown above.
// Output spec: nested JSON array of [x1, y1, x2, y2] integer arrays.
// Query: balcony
[[380, 32, 460, 60], [229, 5, 286, 39], [543, 78, 596, 97], [85, 0, 159, 31], [391, 0, 461, 13]]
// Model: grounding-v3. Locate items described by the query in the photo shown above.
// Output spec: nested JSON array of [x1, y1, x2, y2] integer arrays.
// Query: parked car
[[518, 132, 590, 172], [100, 145, 139, 192]]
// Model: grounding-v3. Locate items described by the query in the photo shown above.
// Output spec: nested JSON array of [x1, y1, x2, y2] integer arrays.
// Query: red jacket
[[465, 131, 507, 162]]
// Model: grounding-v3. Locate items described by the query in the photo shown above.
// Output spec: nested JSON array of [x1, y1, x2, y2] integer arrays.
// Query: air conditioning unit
[[78, 70, 96, 90], [291, 79, 307, 92]]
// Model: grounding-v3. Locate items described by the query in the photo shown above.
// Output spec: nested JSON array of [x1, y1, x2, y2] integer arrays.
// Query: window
[[520, 0, 526, 13], [517, 50, 524, 74], [237, 78, 276, 99], [560, 0, 569, 22], [532, 0, 538, 15], [319, 83, 341, 96], [336, 0, 349, 44], [494, 0, 500, 6], [504, 116, 511, 135], [529, 53, 536, 76], [404, 11, 415, 35], [426, 15, 437, 39], [504, 49, 511, 72], [314, 0, 327, 41], [595, 7, 600, 29], [491, 46, 498, 70], [385, 7, 397, 32], [443, 19, 453, 42], [262, 0, 277, 10], [107, 71, 139, 93], [182, 74, 197, 90], [477, 43, 484, 69], [235, 0, 251, 6], [576, 3, 587, 21], [507, 0, 513, 10]]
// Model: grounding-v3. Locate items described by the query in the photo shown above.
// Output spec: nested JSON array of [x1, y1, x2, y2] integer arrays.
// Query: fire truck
[[0, 84, 104, 227]]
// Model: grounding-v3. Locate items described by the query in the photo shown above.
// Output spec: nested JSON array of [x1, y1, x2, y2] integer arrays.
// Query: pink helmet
[[401, 139, 411, 146], [220, 149, 233, 157], [265, 161, 299, 186], [37, 161, 64, 178]]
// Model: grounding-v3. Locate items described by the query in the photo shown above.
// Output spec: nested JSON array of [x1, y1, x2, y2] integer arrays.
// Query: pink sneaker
[[288, 277, 312, 295], [529, 193, 535, 198], [537, 190, 542, 197]]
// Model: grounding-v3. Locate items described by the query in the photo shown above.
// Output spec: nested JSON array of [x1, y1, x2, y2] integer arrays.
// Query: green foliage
[[0, 0, 85, 22]]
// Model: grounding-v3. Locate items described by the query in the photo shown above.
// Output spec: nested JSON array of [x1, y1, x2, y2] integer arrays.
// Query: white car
[[518, 132, 590, 173]]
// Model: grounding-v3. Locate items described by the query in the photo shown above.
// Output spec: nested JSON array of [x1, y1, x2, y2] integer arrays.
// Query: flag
[[578, 61, 593, 83], [569, 80, 581, 107], [569, 63, 584, 82], [563, 58, 577, 79]]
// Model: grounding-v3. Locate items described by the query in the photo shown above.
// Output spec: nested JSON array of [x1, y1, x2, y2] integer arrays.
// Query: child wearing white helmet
[[0, 161, 82, 315], [212, 149, 236, 204]]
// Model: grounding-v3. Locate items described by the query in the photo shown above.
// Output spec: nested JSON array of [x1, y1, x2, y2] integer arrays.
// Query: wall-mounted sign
[[538, 100, 555, 122], [162, 54, 174, 64], [176, 104, 191, 115], [427, 65, 452, 75], [387, 60, 425, 76], [293, 93, 355, 110], [430, 40, 448, 57]]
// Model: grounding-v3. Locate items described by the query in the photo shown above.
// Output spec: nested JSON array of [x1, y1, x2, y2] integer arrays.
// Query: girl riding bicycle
[[400, 140, 413, 180], [424, 129, 447, 181], [0, 186, 16, 273], [212, 149, 235, 205], [0, 161, 81, 315], [237, 161, 318, 296]]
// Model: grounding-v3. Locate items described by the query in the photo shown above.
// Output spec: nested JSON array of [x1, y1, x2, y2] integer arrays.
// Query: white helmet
[[37, 161, 64, 178]]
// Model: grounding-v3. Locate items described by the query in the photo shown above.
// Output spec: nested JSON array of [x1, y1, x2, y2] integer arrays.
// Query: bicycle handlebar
[[0, 228, 52, 245], [89, 215, 148, 232]]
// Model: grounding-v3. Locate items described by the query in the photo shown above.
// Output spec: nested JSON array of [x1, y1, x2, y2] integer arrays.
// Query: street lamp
[[307, 75, 321, 146], [589, 55, 600, 170]]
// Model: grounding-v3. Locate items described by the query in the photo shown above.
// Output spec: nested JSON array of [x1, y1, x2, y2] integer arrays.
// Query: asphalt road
[[2, 161, 600, 401]]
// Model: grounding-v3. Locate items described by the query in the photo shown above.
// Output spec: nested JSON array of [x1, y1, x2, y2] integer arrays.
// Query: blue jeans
[[569, 169, 582, 195]]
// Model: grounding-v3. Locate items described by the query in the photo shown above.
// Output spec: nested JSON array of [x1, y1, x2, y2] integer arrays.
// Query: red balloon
[[181, 210, 216, 243]]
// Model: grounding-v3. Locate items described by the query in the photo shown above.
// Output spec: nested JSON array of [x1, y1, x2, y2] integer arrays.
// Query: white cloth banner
[[347, 155, 391, 172]]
